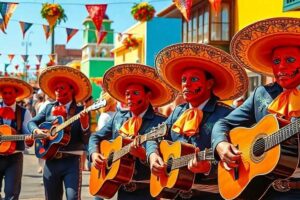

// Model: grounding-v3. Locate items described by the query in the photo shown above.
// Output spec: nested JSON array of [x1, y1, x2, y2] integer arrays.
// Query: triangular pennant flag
[[7, 54, 14, 63], [209, 0, 222, 15], [36, 64, 40, 70], [96, 30, 107, 45], [174, 0, 193, 21], [36, 55, 43, 64], [4, 63, 9, 76], [48, 54, 56, 62], [26, 65, 30, 70], [0, 18, 6, 33], [19, 21, 33, 39], [85, 4, 107, 32], [66, 28, 79, 43], [0, 2, 18, 29], [43, 25, 52, 40], [15, 64, 19, 70], [20, 55, 29, 63]]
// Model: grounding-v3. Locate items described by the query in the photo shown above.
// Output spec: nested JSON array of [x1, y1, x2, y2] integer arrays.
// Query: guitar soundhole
[[106, 152, 114, 174], [253, 138, 265, 157], [166, 157, 173, 175], [50, 127, 57, 137]]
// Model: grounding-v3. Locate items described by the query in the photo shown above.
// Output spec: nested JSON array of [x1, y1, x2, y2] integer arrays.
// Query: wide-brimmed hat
[[39, 65, 92, 102], [103, 63, 177, 107], [155, 43, 248, 100], [0, 77, 33, 101], [231, 17, 300, 77]]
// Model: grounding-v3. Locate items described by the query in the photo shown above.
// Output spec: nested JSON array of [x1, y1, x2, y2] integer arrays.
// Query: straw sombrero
[[39, 66, 92, 102], [231, 17, 300, 77], [103, 63, 177, 107], [0, 77, 33, 101], [155, 43, 248, 100]]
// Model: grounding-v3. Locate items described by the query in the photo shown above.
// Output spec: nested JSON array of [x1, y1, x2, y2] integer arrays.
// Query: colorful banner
[[36, 55, 43, 64], [36, 64, 40, 70], [43, 25, 52, 40], [174, 0, 192, 21], [0, 18, 6, 33], [209, 0, 222, 15], [0, 2, 18, 29], [19, 21, 33, 39], [21, 55, 29, 63], [96, 30, 107, 45], [66, 28, 79, 43], [48, 54, 56, 62], [15, 64, 19, 70], [85, 4, 107, 32], [7, 54, 14, 63]]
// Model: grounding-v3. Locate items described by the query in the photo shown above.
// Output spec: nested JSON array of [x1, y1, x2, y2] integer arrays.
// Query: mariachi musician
[[0, 76, 34, 200], [212, 17, 300, 199], [149, 43, 248, 199], [28, 66, 92, 200], [89, 63, 176, 200]]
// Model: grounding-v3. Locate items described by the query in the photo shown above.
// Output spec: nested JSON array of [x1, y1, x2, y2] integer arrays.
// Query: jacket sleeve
[[88, 114, 115, 160], [27, 104, 49, 134], [211, 88, 257, 160]]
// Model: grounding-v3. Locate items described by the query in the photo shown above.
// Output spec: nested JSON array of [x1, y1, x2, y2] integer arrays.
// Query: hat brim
[[0, 77, 33, 101], [231, 17, 300, 77], [103, 64, 176, 107], [39, 66, 92, 102], [155, 43, 248, 100]]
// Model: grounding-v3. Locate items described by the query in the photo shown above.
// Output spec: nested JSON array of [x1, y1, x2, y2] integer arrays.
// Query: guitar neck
[[112, 125, 166, 162], [56, 107, 90, 132], [265, 118, 300, 151], [170, 149, 214, 170], [0, 134, 46, 141]]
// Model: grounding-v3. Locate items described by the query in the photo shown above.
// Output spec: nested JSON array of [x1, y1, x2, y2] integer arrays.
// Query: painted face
[[272, 47, 300, 89], [125, 84, 150, 115], [54, 81, 74, 104], [1, 86, 18, 106], [181, 68, 214, 106]]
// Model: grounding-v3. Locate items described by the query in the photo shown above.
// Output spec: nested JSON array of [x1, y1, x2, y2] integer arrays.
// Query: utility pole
[[22, 31, 32, 81]]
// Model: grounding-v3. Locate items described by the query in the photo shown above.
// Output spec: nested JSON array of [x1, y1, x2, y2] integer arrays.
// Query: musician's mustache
[[275, 68, 300, 79], [183, 88, 201, 94]]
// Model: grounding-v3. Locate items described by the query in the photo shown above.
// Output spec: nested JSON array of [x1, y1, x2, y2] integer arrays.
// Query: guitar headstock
[[87, 99, 107, 112]]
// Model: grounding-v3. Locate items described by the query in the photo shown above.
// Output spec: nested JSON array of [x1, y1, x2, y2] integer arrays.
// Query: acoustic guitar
[[150, 140, 214, 199], [0, 124, 47, 154], [89, 123, 167, 199], [35, 99, 106, 159], [218, 114, 300, 200]]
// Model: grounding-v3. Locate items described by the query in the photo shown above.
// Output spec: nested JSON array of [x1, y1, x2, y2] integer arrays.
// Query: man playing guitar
[[27, 65, 92, 200], [89, 63, 176, 200], [150, 43, 248, 199], [0, 76, 34, 200], [212, 17, 300, 199]]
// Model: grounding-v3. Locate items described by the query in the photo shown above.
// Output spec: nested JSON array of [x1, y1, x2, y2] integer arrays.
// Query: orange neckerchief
[[268, 88, 300, 120], [52, 105, 67, 119], [0, 106, 15, 120], [172, 108, 203, 137], [119, 116, 142, 137]]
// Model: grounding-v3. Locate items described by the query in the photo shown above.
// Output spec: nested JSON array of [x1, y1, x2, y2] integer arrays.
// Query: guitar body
[[150, 140, 195, 198], [218, 115, 299, 200], [90, 136, 135, 199], [35, 116, 70, 159], [0, 125, 17, 155]]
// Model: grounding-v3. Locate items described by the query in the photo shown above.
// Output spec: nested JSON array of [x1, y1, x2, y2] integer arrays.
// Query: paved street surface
[[1, 148, 94, 200]]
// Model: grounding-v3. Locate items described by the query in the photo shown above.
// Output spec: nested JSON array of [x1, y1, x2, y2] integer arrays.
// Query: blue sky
[[0, 0, 172, 77]]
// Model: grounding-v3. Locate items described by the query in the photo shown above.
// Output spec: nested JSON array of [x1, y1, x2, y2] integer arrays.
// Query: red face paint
[[272, 47, 300, 89], [1, 86, 18, 106], [54, 81, 74, 105], [125, 84, 150, 116], [181, 68, 214, 107]]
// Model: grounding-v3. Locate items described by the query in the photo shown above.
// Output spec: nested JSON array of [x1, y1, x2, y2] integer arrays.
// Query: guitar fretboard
[[169, 149, 214, 170], [0, 134, 46, 141], [264, 118, 300, 151]]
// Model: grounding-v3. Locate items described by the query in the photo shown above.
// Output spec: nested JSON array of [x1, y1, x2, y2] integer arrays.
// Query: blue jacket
[[211, 82, 283, 158], [88, 105, 166, 181], [147, 95, 232, 184], [27, 101, 90, 151]]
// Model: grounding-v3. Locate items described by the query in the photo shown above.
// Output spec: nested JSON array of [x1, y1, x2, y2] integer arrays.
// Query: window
[[182, 0, 231, 44], [248, 73, 261, 97]]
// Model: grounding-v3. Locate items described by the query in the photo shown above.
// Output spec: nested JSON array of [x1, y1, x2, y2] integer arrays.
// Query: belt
[[53, 152, 79, 160], [122, 182, 149, 192], [272, 179, 300, 192]]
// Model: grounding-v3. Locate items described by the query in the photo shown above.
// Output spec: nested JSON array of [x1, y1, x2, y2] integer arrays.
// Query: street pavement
[[1, 148, 94, 200]]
